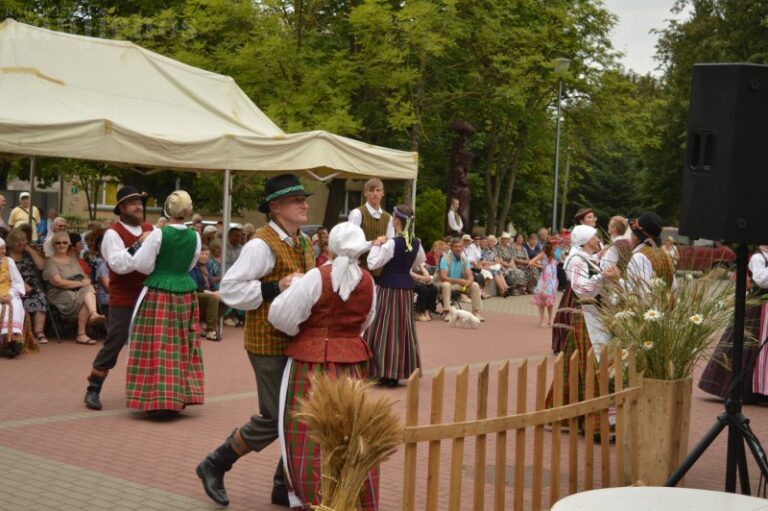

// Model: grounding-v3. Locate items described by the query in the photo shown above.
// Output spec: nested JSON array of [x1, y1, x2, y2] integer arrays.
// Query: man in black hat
[[196, 173, 314, 508], [83, 186, 153, 410], [626, 212, 676, 288]]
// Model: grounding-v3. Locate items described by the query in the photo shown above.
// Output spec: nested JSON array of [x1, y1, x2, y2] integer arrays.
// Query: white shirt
[[268, 264, 377, 337], [565, 247, 610, 354], [750, 249, 768, 288], [463, 243, 481, 264], [448, 209, 463, 232], [101, 221, 154, 275], [131, 224, 201, 275], [367, 238, 426, 270], [348, 202, 396, 241], [219, 221, 299, 311]]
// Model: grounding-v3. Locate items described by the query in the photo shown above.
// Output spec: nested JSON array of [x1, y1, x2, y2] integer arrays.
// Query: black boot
[[84, 374, 104, 410], [271, 458, 290, 507], [196, 432, 242, 507]]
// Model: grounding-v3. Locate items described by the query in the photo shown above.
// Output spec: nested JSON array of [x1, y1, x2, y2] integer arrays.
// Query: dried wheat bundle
[[295, 374, 403, 511]]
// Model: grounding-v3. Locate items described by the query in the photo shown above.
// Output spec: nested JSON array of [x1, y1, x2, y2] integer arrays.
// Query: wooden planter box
[[635, 376, 693, 486]]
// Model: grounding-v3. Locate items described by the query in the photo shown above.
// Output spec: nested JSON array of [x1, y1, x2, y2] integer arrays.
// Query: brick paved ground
[[1, 294, 767, 510]]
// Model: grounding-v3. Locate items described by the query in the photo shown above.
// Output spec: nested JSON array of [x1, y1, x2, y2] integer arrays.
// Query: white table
[[552, 487, 768, 511]]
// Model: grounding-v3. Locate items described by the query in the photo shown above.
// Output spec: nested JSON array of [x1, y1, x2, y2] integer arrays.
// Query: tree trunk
[[483, 120, 499, 234], [0, 160, 9, 191], [322, 178, 347, 227], [495, 125, 527, 233]]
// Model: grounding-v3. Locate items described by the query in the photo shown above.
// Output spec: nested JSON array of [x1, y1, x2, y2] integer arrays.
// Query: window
[[97, 182, 158, 209], [342, 190, 362, 218]]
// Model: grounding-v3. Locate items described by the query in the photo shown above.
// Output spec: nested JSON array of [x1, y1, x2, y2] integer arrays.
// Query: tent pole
[[222, 169, 232, 274], [410, 177, 417, 211], [28, 157, 36, 230]]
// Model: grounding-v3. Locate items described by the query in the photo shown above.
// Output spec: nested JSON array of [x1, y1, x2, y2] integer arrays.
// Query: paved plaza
[[2, 295, 768, 510]]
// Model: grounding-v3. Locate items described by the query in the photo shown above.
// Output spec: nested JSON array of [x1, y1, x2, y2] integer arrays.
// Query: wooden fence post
[[549, 354, 564, 507], [473, 364, 490, 511], [513, 359, 528, 511], [448, 366, 469, 511], [426, 368, 446, 511], [531, 357, 547, 511], [403, 370, 420, 511], [494, 361, 510, 511]]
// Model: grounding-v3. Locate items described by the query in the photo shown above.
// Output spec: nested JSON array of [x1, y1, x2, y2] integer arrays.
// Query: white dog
[[445, 306, 481, 329]]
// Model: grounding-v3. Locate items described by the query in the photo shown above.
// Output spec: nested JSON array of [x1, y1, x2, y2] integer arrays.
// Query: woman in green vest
[[125, 190, 203, 415]]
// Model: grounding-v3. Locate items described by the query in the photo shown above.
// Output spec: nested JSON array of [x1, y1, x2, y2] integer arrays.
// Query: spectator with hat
[[83, 185, 153, 410], [197, 173, 315, 507], [8, 192, 40, 241]]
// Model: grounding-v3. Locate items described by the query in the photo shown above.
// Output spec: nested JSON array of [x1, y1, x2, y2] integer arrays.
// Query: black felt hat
[[258, 174, 312, 213], [113, 185, 147, 215], [631, 212, 664, 242]]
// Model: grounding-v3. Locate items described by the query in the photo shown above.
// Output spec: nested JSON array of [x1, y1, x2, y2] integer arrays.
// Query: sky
[[603, 0, 692, 76]]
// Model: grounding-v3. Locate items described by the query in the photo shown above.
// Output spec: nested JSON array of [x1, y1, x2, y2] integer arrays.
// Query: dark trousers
[[92, 306, 133, 371], [239, 353, 288, 486], [414, 283, 438, 313]]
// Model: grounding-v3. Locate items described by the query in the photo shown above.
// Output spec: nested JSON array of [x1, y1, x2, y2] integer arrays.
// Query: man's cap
[[258, 174, 312, 213], [461, 234, 472, 241], [19, 192, 30, 199]]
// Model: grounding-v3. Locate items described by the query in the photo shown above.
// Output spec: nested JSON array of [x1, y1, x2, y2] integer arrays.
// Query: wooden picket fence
[[401, 346, 642, 510]]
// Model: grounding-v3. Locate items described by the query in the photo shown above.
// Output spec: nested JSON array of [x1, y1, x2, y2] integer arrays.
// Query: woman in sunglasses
[[42, 231, 105, 345]]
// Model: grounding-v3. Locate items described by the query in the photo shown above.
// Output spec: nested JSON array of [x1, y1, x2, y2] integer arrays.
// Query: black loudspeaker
[[679, 63, 768, 244]]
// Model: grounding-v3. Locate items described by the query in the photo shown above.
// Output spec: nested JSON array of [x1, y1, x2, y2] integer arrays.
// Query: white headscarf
[[328, 222, 370, 301], [570, 225, 597, 248]]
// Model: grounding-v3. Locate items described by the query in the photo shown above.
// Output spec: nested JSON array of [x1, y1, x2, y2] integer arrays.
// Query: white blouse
[[750, 249, 768, 288], [367, 238, 426, 271], [219, 221, 300, 311], [101, 222, 153, 275], [131, 224, 201, 275], [3, 257, 25, 298], [268, 264, 377, 337], [564, 248, 604, 299]]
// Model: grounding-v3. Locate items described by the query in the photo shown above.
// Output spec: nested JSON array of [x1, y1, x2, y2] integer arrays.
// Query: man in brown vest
[[197, 174, 314, 508], [348, 178, 394, 275], [84, 186, 152, 410]]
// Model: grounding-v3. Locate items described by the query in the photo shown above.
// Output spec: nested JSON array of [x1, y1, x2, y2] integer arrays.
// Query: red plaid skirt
[[281, 359, 379, 510], [125, 289, 203, 412], [551, 284, 575, 354]]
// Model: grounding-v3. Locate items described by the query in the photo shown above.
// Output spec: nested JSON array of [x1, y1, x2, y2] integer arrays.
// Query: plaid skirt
[[699, 303, 767, 403], [280, 359, 378, 510], [365, 287, 421, 380], [125, 289, 203, 412], [551, 283, 575, 353]]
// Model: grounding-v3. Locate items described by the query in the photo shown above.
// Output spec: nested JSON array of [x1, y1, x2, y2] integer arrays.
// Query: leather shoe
[[271, 483, 290, 507], [197, 458, 230, 506], [84, 390, 102, 410]]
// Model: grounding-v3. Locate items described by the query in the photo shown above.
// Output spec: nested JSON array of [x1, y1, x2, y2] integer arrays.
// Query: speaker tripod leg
[[666, 414, 727, 487], [736, 434, 751, 494], [735, 415, 768, 487]]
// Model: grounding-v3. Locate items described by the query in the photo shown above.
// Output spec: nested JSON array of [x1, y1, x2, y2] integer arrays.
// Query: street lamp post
[[551, 57, 570, 234]]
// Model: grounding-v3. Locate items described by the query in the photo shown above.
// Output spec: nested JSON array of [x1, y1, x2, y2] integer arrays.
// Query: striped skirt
[[280, 359, 378, 510], [125, 289, 203, 412], [551, 283, 575, 354], [365, 286, 421, 381]]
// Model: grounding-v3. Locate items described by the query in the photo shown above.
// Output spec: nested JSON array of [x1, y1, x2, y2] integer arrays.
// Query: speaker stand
[[665, 244, 768, 492]]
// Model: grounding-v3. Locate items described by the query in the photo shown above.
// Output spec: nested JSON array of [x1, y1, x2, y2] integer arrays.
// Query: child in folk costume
[[268, 222, 378, 510], [365, 205, 426, 387], [125, 190, 203, 414], [701, 245, 768, 403], [0, 238, 27, 358], [530, 239, 559, 328]]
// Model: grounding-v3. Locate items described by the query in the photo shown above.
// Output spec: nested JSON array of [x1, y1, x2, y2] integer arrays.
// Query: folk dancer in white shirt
[[84, 186, 153, 411], [546, 225, 618, 432], [196, 174, 314, 508], [268, 222, 379, 510]]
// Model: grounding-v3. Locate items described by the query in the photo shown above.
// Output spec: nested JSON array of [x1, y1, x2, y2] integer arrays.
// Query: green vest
[[143, 226, 198, 293]]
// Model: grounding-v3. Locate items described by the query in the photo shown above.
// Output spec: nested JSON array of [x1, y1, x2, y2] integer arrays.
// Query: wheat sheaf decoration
[[295, 374, 403, 511]]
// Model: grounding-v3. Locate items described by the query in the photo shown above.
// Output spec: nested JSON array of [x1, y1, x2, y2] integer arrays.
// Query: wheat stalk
[[295, 374, 403, 511]]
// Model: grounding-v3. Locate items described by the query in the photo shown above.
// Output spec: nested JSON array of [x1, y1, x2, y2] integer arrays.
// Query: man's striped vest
[[243, 225, 315, 356], [640, 245, 675, 287]]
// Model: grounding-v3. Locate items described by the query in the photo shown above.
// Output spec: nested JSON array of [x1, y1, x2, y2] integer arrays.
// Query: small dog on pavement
[[445, 306, 481, 329]]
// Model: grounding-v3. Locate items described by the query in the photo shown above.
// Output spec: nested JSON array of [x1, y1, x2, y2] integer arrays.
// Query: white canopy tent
[[0, 18, 419, 268]]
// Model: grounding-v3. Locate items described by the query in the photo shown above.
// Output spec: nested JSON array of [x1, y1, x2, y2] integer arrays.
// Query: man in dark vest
[[196, 174, 314, 508], [348, 178, 394, 273], [84, 186, 153, 410]]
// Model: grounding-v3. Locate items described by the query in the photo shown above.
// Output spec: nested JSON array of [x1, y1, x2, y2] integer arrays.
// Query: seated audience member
[[69, 233, 89, 274], [86, 231, 110, 315], [43, 217, 69, 257], [155, 216, 168, 229], [481, 235, 509, 296], [315, 241, 330, 267], [7, 228, 48, 344], [242, 223, 256, 242], [190, 247, 225, 341], [425, 240, 447, 268], [525, 232, 541, 259], [494, 232, 526, 294], [208, 239, 223, 290], [42, 232, 105, 345], [513, 233, 539, 293], [202, 225, 218, 246], [312, 226, 329, 258], [438, 238, 484, 321], [412, 262, 438, 321]]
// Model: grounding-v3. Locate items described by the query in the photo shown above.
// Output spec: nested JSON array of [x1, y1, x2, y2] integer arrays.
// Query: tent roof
[[0, 19, 417, 180]]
